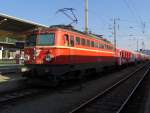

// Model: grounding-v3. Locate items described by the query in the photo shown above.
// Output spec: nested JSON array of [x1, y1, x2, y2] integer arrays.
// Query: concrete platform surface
[[0, 73, 23, 83], [0, 64, 23, 74], [0, 73, 26, 93]]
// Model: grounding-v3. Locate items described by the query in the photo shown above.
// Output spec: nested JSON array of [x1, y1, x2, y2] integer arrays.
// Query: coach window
[[76, 37, 80, 45], [81, 38, 86, 46], [70, 36, 74, 47], [123, 52, 125, 57], [64, 34, 69, 46]]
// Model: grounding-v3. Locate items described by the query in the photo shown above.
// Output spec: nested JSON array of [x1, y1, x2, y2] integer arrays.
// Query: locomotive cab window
[[76, 37, 80, 45]]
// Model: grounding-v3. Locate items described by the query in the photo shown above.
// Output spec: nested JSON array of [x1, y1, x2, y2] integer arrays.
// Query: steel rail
[[69, 62, 150, 113]]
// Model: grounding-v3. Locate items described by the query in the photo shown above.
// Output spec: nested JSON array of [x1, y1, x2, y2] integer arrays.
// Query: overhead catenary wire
[[122, 0, 146, 34], [122, 0, 143, 24]]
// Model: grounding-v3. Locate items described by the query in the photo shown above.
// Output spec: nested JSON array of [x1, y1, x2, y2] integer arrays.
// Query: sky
[[0, 0, 150, 51]]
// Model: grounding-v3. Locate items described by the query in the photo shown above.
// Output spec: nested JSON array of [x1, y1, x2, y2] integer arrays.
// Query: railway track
[[69, 62, 150, 113], [0, 63, 148, 113], [119, 64, 150, 113], [0, 86, 49, 106]]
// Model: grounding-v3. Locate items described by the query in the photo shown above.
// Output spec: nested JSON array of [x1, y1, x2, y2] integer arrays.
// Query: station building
[[0, 13, 48, 64]]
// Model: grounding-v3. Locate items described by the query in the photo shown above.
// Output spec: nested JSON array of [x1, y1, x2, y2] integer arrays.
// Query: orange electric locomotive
[[22, 25, 116, 81], [22, 25, 149, 82]]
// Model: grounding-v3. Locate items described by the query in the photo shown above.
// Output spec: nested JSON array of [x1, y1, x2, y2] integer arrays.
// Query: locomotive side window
[[94, 42, 96, 48], [99, 43, 102, 49], [87, 40, 90, 47], [102, 44, 105, 49], [64, 34, 69, 46], [100, 44, 104, 49], [91, 41, 94, 47], [110, 46, 113, 50], [85, 40, 88, 46], [108, 45, 112, 50], [81, 38, 86, 46], [95, 42, 99, 48], [103, 44, 106, 49], [37, 33, 55, 46], [106, 45, 108, 49], [70, 36, 74, 47], [76, 37, 80, 45]]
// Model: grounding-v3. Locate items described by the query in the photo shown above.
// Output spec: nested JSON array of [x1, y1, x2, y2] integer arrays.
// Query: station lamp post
[[85, 0, 88, 34]]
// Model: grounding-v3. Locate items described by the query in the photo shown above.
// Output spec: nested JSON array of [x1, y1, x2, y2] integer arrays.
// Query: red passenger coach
[[22, 25, 116, 81], [116, 49, 134, 65]]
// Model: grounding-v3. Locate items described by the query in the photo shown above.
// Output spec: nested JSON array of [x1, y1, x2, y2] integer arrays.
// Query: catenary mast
[[85, 0, 88, 33]]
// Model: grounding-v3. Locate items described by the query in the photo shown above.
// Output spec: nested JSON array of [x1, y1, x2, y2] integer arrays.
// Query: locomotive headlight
[[34, 49, 41, 57], [24, 55, 30, 61], [45, 54, 54, 62]]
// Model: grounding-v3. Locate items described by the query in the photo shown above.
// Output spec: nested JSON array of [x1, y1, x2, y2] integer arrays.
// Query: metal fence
[[0, 59, 24, 64]]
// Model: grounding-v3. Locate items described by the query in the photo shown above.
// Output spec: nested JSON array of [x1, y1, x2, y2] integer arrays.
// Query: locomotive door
[[64, 34, 75, 64], [69, 36, 75, 64], [64, 34, 70, 64]]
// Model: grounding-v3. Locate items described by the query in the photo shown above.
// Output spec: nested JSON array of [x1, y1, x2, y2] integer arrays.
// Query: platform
[[0, 64, 23, 74], [0, 65, 26, 93]]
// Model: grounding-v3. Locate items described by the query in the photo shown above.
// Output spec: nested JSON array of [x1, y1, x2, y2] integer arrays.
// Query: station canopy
[[0, 13, 48, 40]]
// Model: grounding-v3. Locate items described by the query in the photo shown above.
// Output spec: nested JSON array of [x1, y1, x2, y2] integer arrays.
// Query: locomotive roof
[[50, 25, 112, 44]]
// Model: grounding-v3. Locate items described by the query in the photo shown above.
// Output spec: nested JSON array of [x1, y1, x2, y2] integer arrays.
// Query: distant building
[[139, 49, 150, 55], [0, 13, 48, 64], [0, 37, 24, 59]]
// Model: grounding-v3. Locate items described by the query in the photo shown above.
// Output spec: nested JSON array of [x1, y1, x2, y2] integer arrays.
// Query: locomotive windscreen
[[26, 33, 55, 46], [37, 33, 55, 46]]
